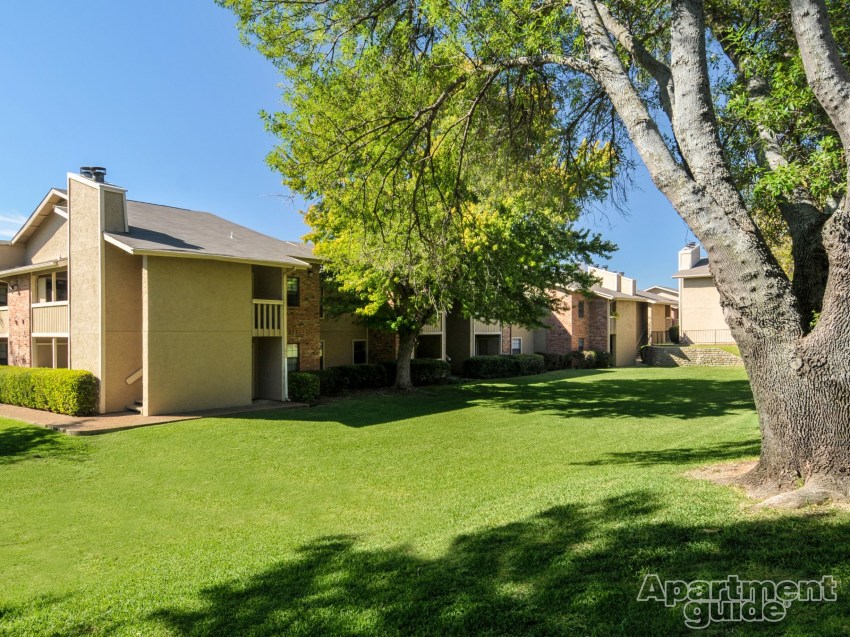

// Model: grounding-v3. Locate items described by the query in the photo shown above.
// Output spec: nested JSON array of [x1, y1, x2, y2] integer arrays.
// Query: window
[[665, 304, 672, 318], [286, 343, 299, 372], [287, 277, 300, 307], [353, 339, 367, 365], [578, 337, 586, 352], [0, 283, 7, 307], [578, 301, 585, 318], [511, 337, 522, 355], [33, 337, 68, 368], [36, 274, 53, 303], [0, 339, 7, 366], [34, 271, 68, 304], [319, 340, 325, 370], [610, 301, 617, 317], [55, 271, 68, 302]]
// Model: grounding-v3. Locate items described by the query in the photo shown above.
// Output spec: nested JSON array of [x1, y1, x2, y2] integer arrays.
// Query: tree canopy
[[222, 0, 850, 505]]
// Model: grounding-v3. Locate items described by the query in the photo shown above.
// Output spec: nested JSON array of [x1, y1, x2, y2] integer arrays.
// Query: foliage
[[668, 325, 680, 344], [593, 350, 612, 369], [219, 0, 617, 388], [462, 354, 545, 379], [409, 358, 451, 386], [288, 372, 320, 403], [0, 367, 98, 416]]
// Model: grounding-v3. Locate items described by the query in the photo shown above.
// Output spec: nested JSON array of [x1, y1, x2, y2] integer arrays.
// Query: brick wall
[[368, 329, 398, 363], [287, 265, 321, 371], [501, 325, 512, 354], [642, 346, 743, 367], [8, 275, 30, 367], [542, 292, 572, 354], [588, 298, 609, 352]]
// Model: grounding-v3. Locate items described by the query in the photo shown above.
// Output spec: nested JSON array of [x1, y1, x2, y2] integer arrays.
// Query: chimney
[[80, 166, 107, 183], [678, 243, 701, 270]]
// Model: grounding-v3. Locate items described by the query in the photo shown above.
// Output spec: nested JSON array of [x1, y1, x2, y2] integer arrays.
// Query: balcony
[[421, 312, 445, 335], [32, 302, 68, 335], [252, 299, 284, 337], [472, 319, 501, 334]]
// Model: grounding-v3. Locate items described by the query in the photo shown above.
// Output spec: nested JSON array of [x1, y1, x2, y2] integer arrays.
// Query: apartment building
[[672, 243, 734, 344], [0, 169, 322, 416]]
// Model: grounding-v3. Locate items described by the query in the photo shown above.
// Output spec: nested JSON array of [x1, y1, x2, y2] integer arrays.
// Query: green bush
[[288, 372, 320, 403], [308, 368, 348, 396], [669, 325, 680, 344], [410, 358, 451, 385], [536, 352, 563, 371], [0, 367, 98, 416], [593, 350, 612, 368], [463, 354, 545, 379]]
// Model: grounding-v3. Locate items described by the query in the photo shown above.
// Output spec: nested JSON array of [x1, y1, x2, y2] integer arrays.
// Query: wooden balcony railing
[[32, 302, 68, 335], [420, 312, 445, 335], [253, 299, 284, 337], [472, 319, 501, 334]]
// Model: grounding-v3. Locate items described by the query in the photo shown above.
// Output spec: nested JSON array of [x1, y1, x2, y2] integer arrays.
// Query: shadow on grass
[[0, 423, 87, 465], [573, 439, 762, 467], [235, 370, 756, 428], [151, 491, 849, 636]]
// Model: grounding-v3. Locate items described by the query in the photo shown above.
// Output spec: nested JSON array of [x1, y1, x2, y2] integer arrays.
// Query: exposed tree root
[[687, 461, 850, 510]]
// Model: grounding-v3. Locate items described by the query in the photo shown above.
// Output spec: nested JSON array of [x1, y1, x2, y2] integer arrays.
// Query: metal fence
[[682, 329, 735, 345]]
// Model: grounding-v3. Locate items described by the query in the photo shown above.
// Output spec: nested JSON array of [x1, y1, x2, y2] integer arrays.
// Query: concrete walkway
[[0, 400, 309, 436]]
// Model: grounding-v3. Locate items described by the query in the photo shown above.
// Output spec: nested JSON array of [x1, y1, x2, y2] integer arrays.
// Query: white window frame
[[286, 342, 300, 372], [32, 270, 68, 306], [511, 337, 522, 355]]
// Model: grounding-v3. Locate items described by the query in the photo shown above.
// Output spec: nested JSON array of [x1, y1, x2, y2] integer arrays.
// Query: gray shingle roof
[[636, 289, 678, 304], [105, 200, 316, 268], [672, 258, 711, 278]]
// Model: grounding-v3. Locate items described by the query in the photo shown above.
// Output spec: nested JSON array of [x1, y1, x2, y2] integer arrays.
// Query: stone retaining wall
[[642, 346, 743, 367]]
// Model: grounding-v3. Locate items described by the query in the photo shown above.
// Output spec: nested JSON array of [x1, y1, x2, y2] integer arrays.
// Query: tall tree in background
[[222, 0, 850, 506], [221, 0, 615, 389]]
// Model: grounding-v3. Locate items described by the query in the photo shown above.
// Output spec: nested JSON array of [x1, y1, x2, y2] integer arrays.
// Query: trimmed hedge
[[410, 358, 450, 385], [0, 367, 98, 416], [288, 372, 320, 403], [308, 364, 388, 396], [536, 350, 613, 370], [462, 354, 545, 379]]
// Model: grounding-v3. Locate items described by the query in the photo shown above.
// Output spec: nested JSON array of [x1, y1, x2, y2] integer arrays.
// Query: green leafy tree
[[221, 0, 850, 506], [222, 0, 615, 389]]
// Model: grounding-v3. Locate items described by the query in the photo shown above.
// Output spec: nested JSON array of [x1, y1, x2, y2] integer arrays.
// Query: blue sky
[[0, 0, 690, 289]]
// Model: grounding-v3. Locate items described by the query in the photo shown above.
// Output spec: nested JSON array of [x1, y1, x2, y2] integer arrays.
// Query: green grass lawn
[[1, 367, 848, 635]]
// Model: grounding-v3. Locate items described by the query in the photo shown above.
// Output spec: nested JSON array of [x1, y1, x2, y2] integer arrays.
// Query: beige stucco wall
[[613, 300, 639, 367], [649, 304, 668, 336], [320, 315, 367, 368], [25, 213, 68, 264], [0, 244, 25, 271], [505, 325, 535, 354], [680, 277, 729, 340], [68, 178, 104, 409], [102, 244, 143, 412], [143, 257, 252, 415], [103, 191, 126, 233]]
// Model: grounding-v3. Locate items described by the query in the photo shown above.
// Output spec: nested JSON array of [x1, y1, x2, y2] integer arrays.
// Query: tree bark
[[394, 328, 417, 391]]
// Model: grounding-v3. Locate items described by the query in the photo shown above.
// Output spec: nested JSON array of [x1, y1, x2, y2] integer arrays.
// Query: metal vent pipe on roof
[[80, 166, 107, 183]]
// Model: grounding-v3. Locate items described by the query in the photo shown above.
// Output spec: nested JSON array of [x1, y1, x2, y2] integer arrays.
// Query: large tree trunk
[[735, 328, 850, 505], [394, 329, 417, 391]]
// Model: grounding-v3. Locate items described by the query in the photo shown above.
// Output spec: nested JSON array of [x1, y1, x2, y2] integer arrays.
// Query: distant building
[[672, 243, 734, 344]]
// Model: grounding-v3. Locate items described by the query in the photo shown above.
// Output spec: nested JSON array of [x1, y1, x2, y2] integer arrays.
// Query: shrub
[[288, 372, 320, 403], [332, 364, 388, 391], [308, 368, 348, 396], [536, 352, 563, 371], [565, 351, 588, 369], [581, 351, 597, 368], [0, 367, 98, 416], [593, 350, 612, 368], [410, 358, 451, 385], [669, 325, 680, 344], [463, 354, 544, 379]]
